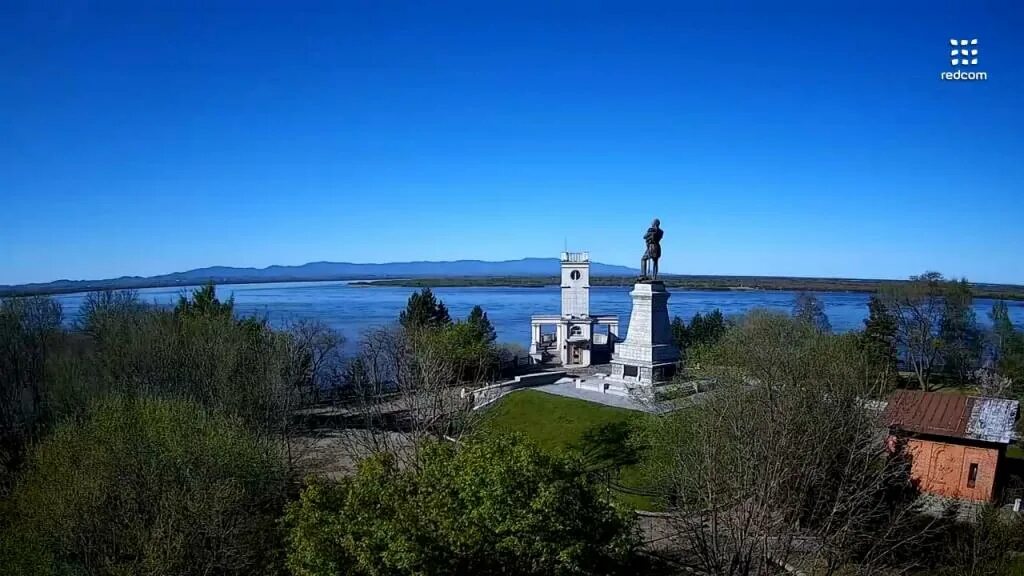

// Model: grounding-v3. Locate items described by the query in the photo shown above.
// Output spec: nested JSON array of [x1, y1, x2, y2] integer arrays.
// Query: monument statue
[[640, 218, 663, 280]]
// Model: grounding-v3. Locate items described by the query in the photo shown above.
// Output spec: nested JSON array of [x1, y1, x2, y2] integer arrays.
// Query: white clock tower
[[560, 251, 590, 318]]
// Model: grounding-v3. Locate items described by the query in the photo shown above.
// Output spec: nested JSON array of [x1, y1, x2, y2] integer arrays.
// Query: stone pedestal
[[609, 281, 680, 389]]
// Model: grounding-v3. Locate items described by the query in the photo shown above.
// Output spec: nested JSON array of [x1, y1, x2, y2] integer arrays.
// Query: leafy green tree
[[466, 305, 497, 344], [399, 288, 451, 330], [671, 310, 726, 353], [990, 300, 1016, 354], [285, 433, 637, 576], [670, 316, 689, 350], [419, 321, 498, 384], [175, 282, 234, 320], [940, 278, 982, 385], [989, 301, 1024, 398], [0, 397, 288, 576], [861, 294, 898, 385], [792, 292, 831, 333], [689, 309, 727, 347], [0, 296, 63, 494], [83, 303, 297, 438]]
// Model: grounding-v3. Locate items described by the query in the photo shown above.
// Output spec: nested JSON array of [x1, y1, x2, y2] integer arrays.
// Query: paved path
[[533, 381, 666, 412], [532, 379, 723, 414]]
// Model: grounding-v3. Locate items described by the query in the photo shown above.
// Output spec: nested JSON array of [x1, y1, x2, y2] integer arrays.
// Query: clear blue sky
[[2, 1, 1022, 285]]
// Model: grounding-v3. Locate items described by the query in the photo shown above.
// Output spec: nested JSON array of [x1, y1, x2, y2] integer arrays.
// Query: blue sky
[[2, 1, 1022, 285]]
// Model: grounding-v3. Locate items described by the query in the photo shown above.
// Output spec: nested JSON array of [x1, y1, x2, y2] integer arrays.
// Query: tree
[[285, 433, 637, 576], [174, 282, 234, 320], [990, 300, 1016, 356], [940, 278, 982, 385], [399, 288, 451, 330], [671, 310, 726, 353], [287, 319, 345, 403], [0, 296, 64, 494], [689, 309, 727, 347], [989, 301, 1024, 398], [670, 316, 689, 350], [466, 305, 497, 344], [882, 272, 947, 391], [79, 289, 142, 334], [337, 326, 482, 463], [0, 397, 288, 575], [423, 321, 498, 384], [861, 294, 898, 387], [642, 310, 934, 575], [792, 291, 831, 333], [82, 301, 298, 440]]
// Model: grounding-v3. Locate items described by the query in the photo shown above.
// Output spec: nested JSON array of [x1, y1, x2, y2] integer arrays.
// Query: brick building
[[884, 390, 1019, 502]]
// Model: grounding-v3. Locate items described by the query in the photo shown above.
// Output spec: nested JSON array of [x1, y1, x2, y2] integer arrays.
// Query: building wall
[[903, 437, 1000, 501], [560, 257, 589, 318]]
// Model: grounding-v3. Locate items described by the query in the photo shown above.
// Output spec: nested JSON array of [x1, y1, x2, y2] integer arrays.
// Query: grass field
[[477, 389, 659, 511], [1008, 444, 1024, 460]]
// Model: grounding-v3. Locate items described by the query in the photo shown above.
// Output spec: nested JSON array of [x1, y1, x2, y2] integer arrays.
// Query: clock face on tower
[[570, 270, 581, 281]]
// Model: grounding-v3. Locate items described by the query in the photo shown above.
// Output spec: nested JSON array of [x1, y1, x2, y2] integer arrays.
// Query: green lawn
[[477, 389, 659, 511], [1008, 444, 1024, 460]]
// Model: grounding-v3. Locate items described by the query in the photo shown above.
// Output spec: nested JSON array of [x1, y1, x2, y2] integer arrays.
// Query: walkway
[[533, 380, 669, 413], [532, 378, 722, 414]]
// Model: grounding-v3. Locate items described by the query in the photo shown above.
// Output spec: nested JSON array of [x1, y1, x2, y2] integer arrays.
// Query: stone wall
[[464, 371, 568, 410]]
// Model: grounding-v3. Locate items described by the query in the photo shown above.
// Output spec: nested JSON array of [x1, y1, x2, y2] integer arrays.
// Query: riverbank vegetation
[[2, 274, 1024, 575], [351, 274, 1024, 301]]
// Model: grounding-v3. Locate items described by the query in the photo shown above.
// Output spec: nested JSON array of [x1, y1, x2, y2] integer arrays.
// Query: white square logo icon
[[949, 38, 979, 66]]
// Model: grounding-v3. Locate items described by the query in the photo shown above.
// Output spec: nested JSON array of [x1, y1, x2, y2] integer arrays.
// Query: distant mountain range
[[0, 259, 640, 296]]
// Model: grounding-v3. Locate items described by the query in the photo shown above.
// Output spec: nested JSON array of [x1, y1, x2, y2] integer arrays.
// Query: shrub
[[285, 433, 637, 576], [0, 397, 288, 575], [85, 304, 297, 436]]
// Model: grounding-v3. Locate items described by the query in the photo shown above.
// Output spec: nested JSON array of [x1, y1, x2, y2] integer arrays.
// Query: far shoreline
[[4, 275, 1024, 301], [350, 276, 1024, 300]]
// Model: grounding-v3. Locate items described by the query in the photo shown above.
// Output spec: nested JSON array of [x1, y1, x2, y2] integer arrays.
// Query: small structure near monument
[[528, 251, 619, 367], [885, 390, 1020, 502]]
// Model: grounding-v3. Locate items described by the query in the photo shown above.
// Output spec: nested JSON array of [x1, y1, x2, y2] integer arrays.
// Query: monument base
[[608, 281, 680, 390]]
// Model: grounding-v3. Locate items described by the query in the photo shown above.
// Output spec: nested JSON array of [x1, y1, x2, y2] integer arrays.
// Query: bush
[[84, 302, 297, 436], [285, 433, 637, 576], [0, 296, 64, 494], [0, 397, 288, 575]]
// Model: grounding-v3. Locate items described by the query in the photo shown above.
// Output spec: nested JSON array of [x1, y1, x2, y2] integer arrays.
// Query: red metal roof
[[886, 390, 969, 438], [884, 390, 1019, 444]]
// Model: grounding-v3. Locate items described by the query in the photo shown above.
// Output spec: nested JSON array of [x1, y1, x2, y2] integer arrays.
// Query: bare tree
[[881, 272, 947, 391], [317, 325, 487, 473], [286, 319, 345, 404], [644, 311, 937, 575]]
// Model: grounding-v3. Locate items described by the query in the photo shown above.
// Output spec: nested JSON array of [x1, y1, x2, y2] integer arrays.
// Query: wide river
[[54, 281, 1024, 352]]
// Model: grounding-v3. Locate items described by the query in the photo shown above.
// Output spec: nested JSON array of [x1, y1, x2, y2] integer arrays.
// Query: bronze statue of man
[[641, 218, 663, 280]]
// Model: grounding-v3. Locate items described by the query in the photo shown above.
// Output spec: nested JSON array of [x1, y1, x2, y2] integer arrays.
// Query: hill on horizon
[[0, 258, 640, 295]]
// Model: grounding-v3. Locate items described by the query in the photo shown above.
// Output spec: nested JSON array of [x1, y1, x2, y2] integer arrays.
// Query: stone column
[[556, 323, 567, 365], [610, 281, 680, 389]]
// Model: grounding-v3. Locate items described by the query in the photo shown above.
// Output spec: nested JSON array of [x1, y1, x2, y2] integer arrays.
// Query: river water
[[53, 281, 1024, 351]]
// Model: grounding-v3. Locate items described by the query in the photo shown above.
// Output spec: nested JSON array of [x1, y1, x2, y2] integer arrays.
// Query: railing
[[560, 251, 589, 263]]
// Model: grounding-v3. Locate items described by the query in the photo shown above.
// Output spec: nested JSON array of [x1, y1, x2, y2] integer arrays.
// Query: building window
[[570, 270, 581, 281], [967, 463, 979, 488], [570, 325, 582, 336], [624, 365, 638, 378]]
